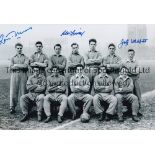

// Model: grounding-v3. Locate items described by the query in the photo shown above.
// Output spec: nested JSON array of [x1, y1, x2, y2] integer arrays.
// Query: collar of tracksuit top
[[75, 74, 85, 79], [126, 59, 136, 63], [71, 51, 79, 55], [118, 75, 130, 82], [14, 53, 25, 57], [53, 54, 63, 57], [99, 74, 109, 78]]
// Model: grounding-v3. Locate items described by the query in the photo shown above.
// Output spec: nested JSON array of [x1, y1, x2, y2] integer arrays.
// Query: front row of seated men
[[20, 64, 140, 123]]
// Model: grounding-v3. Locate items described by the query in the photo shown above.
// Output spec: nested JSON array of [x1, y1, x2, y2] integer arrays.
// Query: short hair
[[51, 65, 59, 71], [15, 43, 23, 48], [71, 43, 79, 47], [35, 41, 43, 46], [76, 64, 84, 69], [128, 49, 135, 54], [108, 43, 116, 48], [119, 66, 129, 72], [54, 44, 61, 49], [89, 38, 97, 44]]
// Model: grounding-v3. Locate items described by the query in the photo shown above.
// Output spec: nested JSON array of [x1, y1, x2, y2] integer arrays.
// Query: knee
[[93, 94, 100, 104], [44, 94, 50, 101], [62, 95, 68, 102], [38, 94, 44, 101], [115, 94, 122, 100], [111, 96, 117, 105], [20, 94, 27, 102], [85, 94, 93, 101], [131, 94, 138, 102], [68, 94, 75, 102]]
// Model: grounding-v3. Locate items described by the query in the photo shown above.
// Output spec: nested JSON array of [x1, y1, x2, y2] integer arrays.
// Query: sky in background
[[0, 24, 155, 64]]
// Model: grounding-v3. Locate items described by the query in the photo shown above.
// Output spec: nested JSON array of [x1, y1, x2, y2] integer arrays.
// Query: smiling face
[[72, 44, 79, 54], [76, 66, 83, 75], [15, 45, 23, 54], [99, 66, 107, 75], [33, 68, 40, 77], [120, 68, 128, 78], [36, 43, 43, 52], [128, 50, 135, 61], [108, 45, 116, 55], [54, 46, 61, 55], [89, 41, 96, 51], [52, 67, 59, 76]]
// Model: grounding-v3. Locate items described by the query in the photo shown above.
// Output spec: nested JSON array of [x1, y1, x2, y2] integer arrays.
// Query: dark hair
[[119, 66, 129, 72], [76, 64, 84, 69], [54, 44, 61, 49], [71, 43, 79, 47], [35, 41, 43, 46], [108, 43, 116, 48], [89, 39, 97, 44], [128, 49, 135, 54], [15, 43, 23, 48]]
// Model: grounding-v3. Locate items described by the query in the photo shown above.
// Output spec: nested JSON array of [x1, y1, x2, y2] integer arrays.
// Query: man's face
[[15, 45, 23, 54], [36, 43, 43, 52], [120, 68, 128, 78], [128, 51, 135, 60], [76, 67, 83, 74], [33, 68, 40, 76], [72, 44, 79, 54], [108, 45, 116, 55], [54, 46, 61, 55], [100, 67, 106, 74], [52, 68, 59, 76], [89, 41, 96, 51]]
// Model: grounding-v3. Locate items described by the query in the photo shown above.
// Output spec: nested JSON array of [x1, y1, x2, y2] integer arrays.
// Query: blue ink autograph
[[0, 26, 32, 45], [60, 28, 85, 37], [118, 38, 148, 49]]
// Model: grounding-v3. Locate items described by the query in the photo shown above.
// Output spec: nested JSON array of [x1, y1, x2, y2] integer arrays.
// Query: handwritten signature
[[118, 38, 148, 49], [60, 28, 85, 37], [0, 26, 32, 45]]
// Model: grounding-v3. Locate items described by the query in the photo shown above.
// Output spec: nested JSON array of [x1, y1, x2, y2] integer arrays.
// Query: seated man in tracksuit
[[20, 66, 46, 122], [68, 64, 93, 122], [93, 66, 117, 121], [43, 65, 68, 123], [114, 66, 140, 122]]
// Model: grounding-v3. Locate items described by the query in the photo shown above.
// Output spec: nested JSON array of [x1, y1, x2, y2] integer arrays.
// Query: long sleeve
[[78, 77, 90, 92], [58, 57, 67, 70], [35, 77, 47, 93], [26, 78, 37, 92], [70, 77, 80, 93], [122, 78, 134, 93], [55, 76, 66, 93]]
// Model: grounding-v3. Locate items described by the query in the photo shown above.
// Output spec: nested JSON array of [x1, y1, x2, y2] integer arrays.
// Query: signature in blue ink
[[0, 26, 32, 45], [118, 38, 148, 49], [60, 28, 85, 37]]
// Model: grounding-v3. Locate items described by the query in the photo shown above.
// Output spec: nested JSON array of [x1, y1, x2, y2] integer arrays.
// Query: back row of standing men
[[9, 39, 142, 123]]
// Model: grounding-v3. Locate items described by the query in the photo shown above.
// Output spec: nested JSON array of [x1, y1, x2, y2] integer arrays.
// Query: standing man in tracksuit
[[122, 49, 142, 116], [48, 44, 67, 75], [85, 39, 102, 95], [30, 41, 48, 75], [67, 43, 85, 95], [10, 43, 29, 114], [101, 43, 122, 81]]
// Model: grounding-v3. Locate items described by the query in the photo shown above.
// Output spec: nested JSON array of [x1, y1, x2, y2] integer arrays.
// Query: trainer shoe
[[44, 116, 51, 123], [132, 115, 139, 122], [57, 115, 63, 123], [20, 114, 29, 122]]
